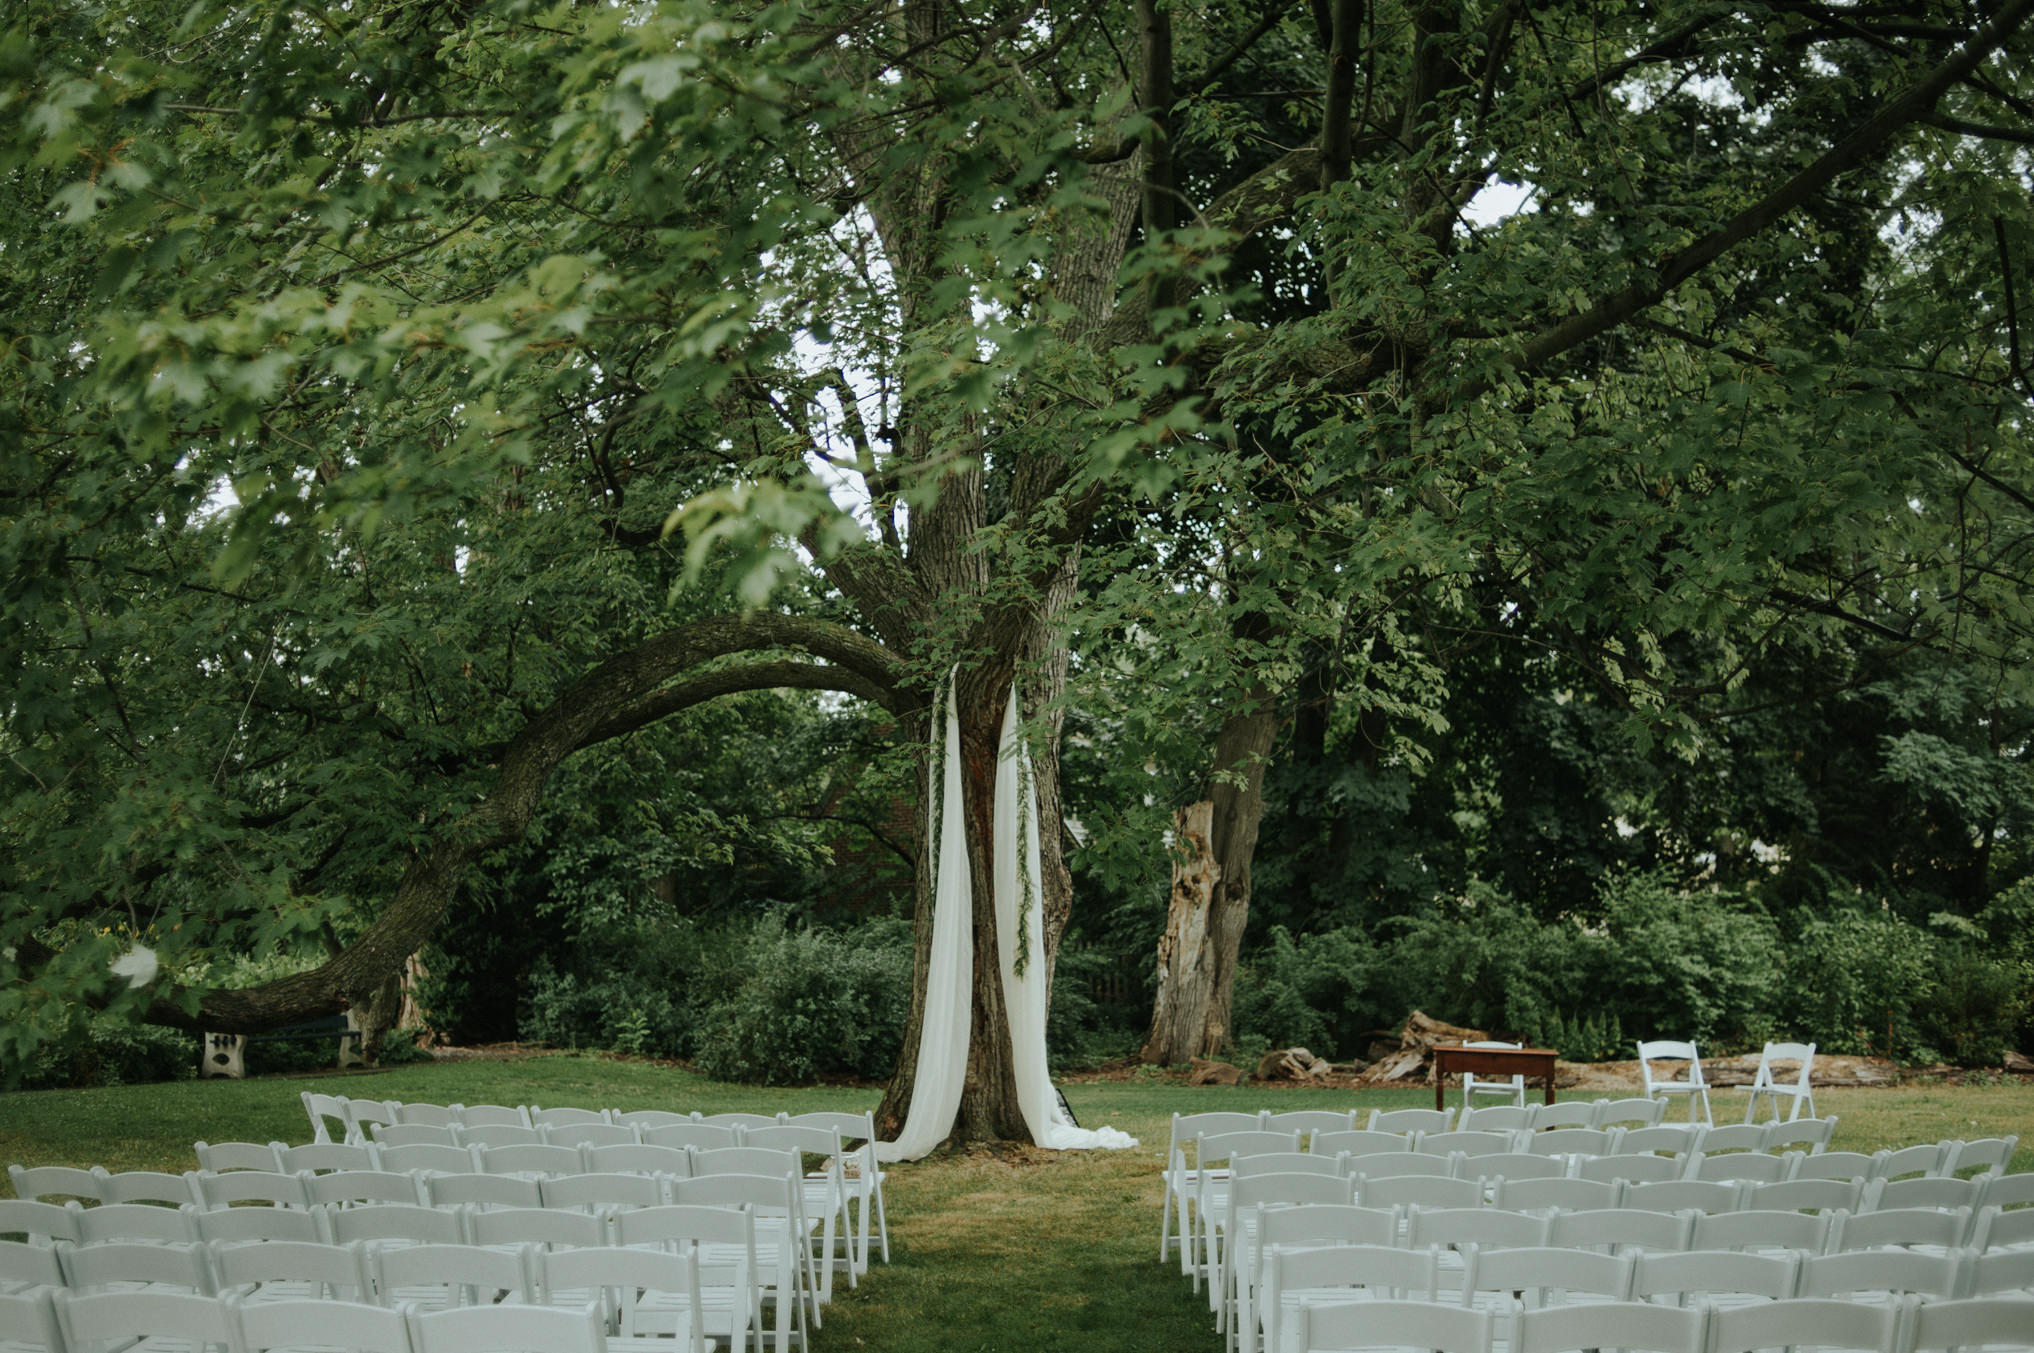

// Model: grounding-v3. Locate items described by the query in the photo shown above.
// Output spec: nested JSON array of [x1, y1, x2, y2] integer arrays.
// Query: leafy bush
[[1231, 925, 1383, 1060], [1782, 906, 1937, 1058], [691, 914, 911, 1084], [1592, 871, 1782, 1048], [15, 1015, 197, 1089], [517, 919, 705, 1059]]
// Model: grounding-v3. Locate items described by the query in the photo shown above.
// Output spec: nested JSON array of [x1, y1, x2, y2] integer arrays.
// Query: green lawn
[[4, 1059, 2029, 1353]]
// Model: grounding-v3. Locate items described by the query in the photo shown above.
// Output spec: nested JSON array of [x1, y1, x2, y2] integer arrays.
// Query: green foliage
[[1230, 926, 1379, 1060], [691, 914, 911, 1085], [1782, 906, 1938, 1059], [13, 1014, 196, 1090]]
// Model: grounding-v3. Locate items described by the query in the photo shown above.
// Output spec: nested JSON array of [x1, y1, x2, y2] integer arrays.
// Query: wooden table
[[1432, 1045, 1560, 1110]]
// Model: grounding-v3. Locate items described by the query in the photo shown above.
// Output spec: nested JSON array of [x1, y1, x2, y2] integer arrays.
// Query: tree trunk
[[1140, 691, 1281, 1063]]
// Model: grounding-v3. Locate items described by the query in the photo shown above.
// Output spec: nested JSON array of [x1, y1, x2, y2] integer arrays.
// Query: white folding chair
[[469, 1208, 607, 1255], [1796, 1153, 1884, 1183], [1964, 1248, 2034, 1297], [475, 1145, 583, 1180], [1689, 1208, 1834, 1257], [1524, 1128, 1620, 1160], [0, 1243, 64, 1293], [1945, 1138, 2022, 1179], [692, 1115, 776, 1130], [1766, 1117, 1840, 1156], [7, 1167, 101, 1207], [1576, 1155, 1687, 1187], [1190, 1132, 1305, 1291], [75, 1206, 202, 1246], [1876, 1143, 1950, 1181], [1744, 1042, 1817, 1124], [538, 1246, 708, 1353], [779, 1110, 889, 1269], [1620, 1179, 1745, 1215], [1530, 1102, 1601, 1132], [541, 1124, 639, 1151], [302, 1092, 355, 1145], [278, 1142, 381, 1175], [324, 1203, 467, 1252], [372, 1241, 529, 1312], [1161, 1113, 1270, 1272], [1546, 1208, 1697, 1256], [210, 1238, 373, 1305], [1636, 1040, 1713, 1126], [1216, 1176, 1361, 1325], [373, 1125, 462, 1150], [666, 1176, 813, 1352], [1797, 1247, 1965, 1301], [527, 1107, 608, 1130], [611, 1113, 692, 1131], [308, 1172, 426, 1209], [585, 1146, 693, 1182], [192, 1171, 311, 1211], [378, 1145, 483, 1178], [1688, 1151, 1799, 1185], [1233, 1206, 1398, 1353], [1490, 1175, 1623, 1215], [0, 1286, 65, 1353], [614, 1205, 761, 1353], [642, 1126, 742, 1153], [345, 1101, 402, 1145], [1366, 1108, 1456, 1136], [92, 1171, 200, 1209], [455, 1106, 533, 1131], [1831, 1207, 1975, 1254], [0, 1200, 83, 1247], [1459, 1106, 1537, 1134], [1421, 1132, 1520, 1162], [1461, 1245, 1633, 1313], [537, 1174, 664, 1215], [59, 1242, 216, 1296], [1620, 1125, 1709, 1158], [1596, 1098, 1671, 1131], [1261, 1111, 1359, 1139], [458, 1127, 545, 1151], [742, 1124, 857, 1289], [53, 1288, 236, 1353], [394, 1103, 461, 1129], [1268, 1249, 1444, 1353], [1459, 1040, 1527, 1109], [424, 1174, 545, 1212], [1742, 1178, 1866, 1215], [192, 1207, 325, 1249]]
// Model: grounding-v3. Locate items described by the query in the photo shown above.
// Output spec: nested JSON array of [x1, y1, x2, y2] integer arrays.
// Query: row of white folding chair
[[1285, 1293, 2034, 1353], [1216, 1199, 2022, 1353], [5, 1205, 786, 1353], [297, 1105, 890, 1276], [1258, 1246, 2033, 1353], [7, 1281, 677, 1353]]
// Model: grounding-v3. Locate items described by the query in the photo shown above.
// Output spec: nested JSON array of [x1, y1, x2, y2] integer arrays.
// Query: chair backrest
[[689, 1147, 801, 1181], [539, 1122, 638, 1150], [1706, 1297, 1900, 1353], [407, 1300, 605, 1353], [1366, 1108, 1455, 1135], [1945, 1137, 2021, 1178], [1688, 1150, 1796, 1184], [376, 1143, 482, 1177], [1254, 1204, 1399, 1254], [1594, 1097, 1670, 1130], [1513, 1301, 1707, 1353], [1268, 1241, 1440, 1306], [193, 1170, 311, 1211], [192, 1205, 325, 1247], [475, 1145, 583, 1179], [1230, 1153, 1347, 1181], [373, 1124, 461, 1150], [1420, 1131, 1518, 1159], [468, 1207, 607, 1251], [585, 1144, 693, 1180], [1830, 1205, 1974, 1253], [344, 1100, 402, 1142], [1875, 1142, 1949, 1180], [1965, 1248, 2034, 1297], [1297, 1298, 1491, 1353], [0, 1199, 85, 1245], [53, 1288, 237, 1353], [1973, 1204, 2034, 1252], [1619, 1124, 1707, 1157], [210, 1237, 374, 1302], [1766, 1116, 1840, 1155], [642, 1124, 743, 1152], [59, 1239, 216, 1294], [239, 1298, 412, 1353], [1464, 1245, 1634, 1307], [1620, 1179, 1745, 1214], [1544, 1208, 1696, 1254], [693, 1113, 778, 1128], [1746, 1042, 1816, 1120], [193, 1142, 285, 1174], [324, 1203, 467, 1248], [610, 1110, 693, 1130], [1356, 1174, 1482, 1211], [0, 1286, 63, 1353], [1227, 1173, 1358, 1217], [1977, 1169, 2034, 1209], [455, 1105, 532, 1130], [75, 1204, 202, 1245], [8, 1166, 101, 1206], [1903, 1296, 2034, 1352], [1525, 1127, 1619, 1158], [1628, 1247, 1799, 1304], [1262, 1110, 1360, 1137], [423, 1174, 544, 1211], [1529, 1101, 1600, 1131], [394, 1102, 461, 1128], [1340, 1151, 1445, 1180], [1195, 1131, 1304, 1167], [537, 1172, 664, 1213], [372, 1241, 530, 1309], [456, 1125, 544, 1150], [301, 1092, 353, 1144], [1467, 1153, 1568, 1184], [1490, 1175, 1623, 1214], [306, 1171, 424, 1208], [92, 1172, 198, 1209], [1311, 1130, 1419, 1158], [1796, 1247, 1965, 1299], [1741, 1177, 1865, 1215], [278, 1142, 380, 1175], [1, 1240, 68, 1290], [1697, 1123, 1772, 1154], [1405, 1206, 1550, 1252], [1688, 1207, 1832, 1255], [526, 1106, 607, 1129], [1875, 1175, 1988, 1214], [1794, 1151, 1882, 1183], [1575, 1154, 1686, 1186], [1457, 1105, 1536, 1133]]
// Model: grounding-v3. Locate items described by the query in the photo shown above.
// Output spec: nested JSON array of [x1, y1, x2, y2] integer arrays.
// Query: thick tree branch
[[1320, 0, 1364, 187], [1452, 0, 2034, 404]]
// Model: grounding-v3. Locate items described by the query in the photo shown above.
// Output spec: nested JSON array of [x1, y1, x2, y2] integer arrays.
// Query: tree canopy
[[5, 0, 2033, 1133]]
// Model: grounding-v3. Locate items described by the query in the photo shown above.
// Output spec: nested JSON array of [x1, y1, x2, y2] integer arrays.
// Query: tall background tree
[[5, 0, 2033, 1127]]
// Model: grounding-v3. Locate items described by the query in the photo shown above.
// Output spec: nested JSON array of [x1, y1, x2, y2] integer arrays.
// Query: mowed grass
[[4, 1058, 2030, 1353]]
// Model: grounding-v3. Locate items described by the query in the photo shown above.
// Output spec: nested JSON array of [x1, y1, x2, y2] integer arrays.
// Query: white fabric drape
[[994, 689, 1137, 1152], [873, 681, 973, 1163], [875, 677, 1136, 1161]]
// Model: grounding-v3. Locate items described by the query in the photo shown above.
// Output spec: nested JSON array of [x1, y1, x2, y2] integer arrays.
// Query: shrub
[[691, 914, 911, 1084], [1782, 905, 1936, 1059], [1231, 925, 1382, 1060], [1593, 870, 1782, 1048], [15, 1015, 197, 1089]]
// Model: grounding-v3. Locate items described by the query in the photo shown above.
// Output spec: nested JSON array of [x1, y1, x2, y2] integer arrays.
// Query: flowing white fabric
[[874, 681, 973, 1163], [874, 678, 1136, 1161], [994, 689, 1137, 1152]]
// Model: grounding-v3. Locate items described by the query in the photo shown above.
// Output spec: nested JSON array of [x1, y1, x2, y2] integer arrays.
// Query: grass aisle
[[4, 1059, 2030, 1353]]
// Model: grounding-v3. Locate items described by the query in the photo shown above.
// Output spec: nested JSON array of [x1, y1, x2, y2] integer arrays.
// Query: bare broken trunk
[[1139, 692, 1281, 1063]]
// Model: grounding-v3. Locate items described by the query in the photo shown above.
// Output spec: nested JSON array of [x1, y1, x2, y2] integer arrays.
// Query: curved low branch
[[137, 612, 908, 1036]]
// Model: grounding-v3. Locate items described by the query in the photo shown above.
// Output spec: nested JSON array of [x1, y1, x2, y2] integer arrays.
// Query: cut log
[[1189, 1058, 1244, 1086]]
